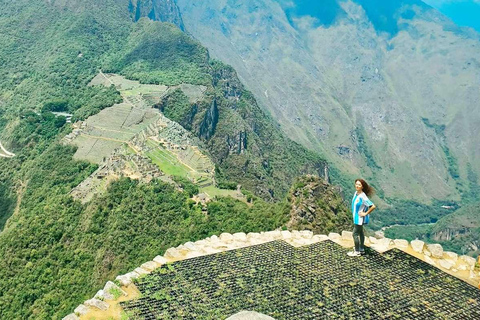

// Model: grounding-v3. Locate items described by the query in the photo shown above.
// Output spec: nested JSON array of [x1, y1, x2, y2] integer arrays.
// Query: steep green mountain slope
[[430, 203, 480, 256], [175, 0, 480, 203], [385, 203, 480, 257], [0, 1, 345, 319]]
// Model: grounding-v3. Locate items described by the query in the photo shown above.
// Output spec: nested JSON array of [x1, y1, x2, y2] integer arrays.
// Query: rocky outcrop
[[226, 130, 247, 155], [199, 99, 219, 140], [287, 175, 350, 235], [431, 227, 469, 241], [129, 0, 185, 30]]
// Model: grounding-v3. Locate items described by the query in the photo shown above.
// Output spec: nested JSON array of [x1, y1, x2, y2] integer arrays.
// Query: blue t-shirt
[[352, 192, 374, 225]]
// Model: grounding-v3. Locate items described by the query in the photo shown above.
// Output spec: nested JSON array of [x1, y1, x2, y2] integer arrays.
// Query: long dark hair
[[356, 179, 375, 197]]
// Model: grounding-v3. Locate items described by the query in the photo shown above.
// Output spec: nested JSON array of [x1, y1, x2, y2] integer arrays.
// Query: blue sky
[[422, 0, 480, 32]]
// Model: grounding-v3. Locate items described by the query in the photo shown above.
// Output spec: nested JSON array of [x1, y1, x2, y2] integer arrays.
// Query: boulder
[[210, 235, 220, 243], [341, 231, 353, 241], [84, 298, 109, 311], [184, 242, 198, 251], [312, 234, 329, 242], [103, 281, 127, 300], [141, 261, 158, 272], [458, 264, 468, 271], [233, 232, 247, 241], [378, 238, 392, 247], [164, 247, 182, 260], [226, 311, 275, 320], [439, 259, 454, 270], [410, 240, 425, 253], [299, 230, 313, 239], [393, 239, 408, 249], [220, 233, 234, 242], [74, 304, 89, 316], [115, 271, 139, 286], [134, 267, 149, 275], [328, 233, 340, 241], [291, 230, 301, 238], [281, 230, 292, 239], [264, 230, 282, 240], [153, 256, 167, 265], [426, 244, 443, 258], [62, 314, 80, 320], [444, 251, 458, 261], [195, 239, 209, 246], [247, 232, 261, 240], [94, 289, 105, 300], [460, 255, 477, 267], [374, 231, 385, 239]]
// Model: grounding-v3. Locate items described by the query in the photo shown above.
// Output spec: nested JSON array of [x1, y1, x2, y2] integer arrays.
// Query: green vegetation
[[430, 203, 480, 256], [421, 118, 459, 180], [384, 224, 433, 241], [0, 181, 16, 231], [103, 19, 211, 86], [465, 163, 480, 203], [158, 60, 329, 199], [0, 142, 291, 319], [145, 141, 191, 178], [354, 125, 381, 170], [369, 199, 456, 230]]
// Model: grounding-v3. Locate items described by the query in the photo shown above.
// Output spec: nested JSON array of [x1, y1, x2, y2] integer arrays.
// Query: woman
[[347, 179, 376, 257]]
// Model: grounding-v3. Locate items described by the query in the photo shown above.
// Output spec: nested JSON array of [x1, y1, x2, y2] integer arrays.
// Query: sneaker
[[347, 251, 361, 257], [360, 251, 366, 256]]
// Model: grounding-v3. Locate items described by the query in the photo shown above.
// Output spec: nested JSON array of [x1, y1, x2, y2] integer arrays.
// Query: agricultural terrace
[[122, 240, 480, 319], [69, 73, 206, 164]]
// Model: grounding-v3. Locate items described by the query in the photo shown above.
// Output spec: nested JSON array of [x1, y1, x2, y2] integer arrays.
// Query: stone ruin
[[70, 147, 164, 203]]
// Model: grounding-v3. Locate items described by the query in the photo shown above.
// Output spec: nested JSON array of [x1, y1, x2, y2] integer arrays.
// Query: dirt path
[[0, 141, 15, 158]]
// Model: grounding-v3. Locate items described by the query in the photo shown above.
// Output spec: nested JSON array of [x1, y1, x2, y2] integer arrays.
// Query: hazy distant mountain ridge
[[176, 0, 480, 202]]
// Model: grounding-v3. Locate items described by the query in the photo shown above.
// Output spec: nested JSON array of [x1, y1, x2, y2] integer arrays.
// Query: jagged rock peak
[[287, 175, 350, 235], [129, 0, 185, 30]]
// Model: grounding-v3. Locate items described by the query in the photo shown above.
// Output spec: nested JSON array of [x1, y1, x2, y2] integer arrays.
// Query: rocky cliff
[[129, 0, 185, 30]]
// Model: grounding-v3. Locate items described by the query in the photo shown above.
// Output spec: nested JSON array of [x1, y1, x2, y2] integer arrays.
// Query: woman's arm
[[360, 204, 376, 217]]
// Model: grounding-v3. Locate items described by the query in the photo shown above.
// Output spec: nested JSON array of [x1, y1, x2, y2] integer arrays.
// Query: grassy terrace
[[122, 240, 480, 319], [145, 142, 191, 178]]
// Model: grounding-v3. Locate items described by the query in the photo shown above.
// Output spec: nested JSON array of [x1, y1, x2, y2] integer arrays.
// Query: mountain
[[423, 0, 480, 32], [430, 203, 480, 255], [175, 0, 480, 203], [0, 1, 346, 318]]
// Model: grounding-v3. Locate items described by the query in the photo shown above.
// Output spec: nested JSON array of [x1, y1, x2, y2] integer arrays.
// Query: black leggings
[[353, 224, 365, 252]]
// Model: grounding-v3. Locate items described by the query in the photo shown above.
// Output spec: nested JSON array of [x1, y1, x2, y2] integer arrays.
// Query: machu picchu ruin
[[66, 72, 233, 202]]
